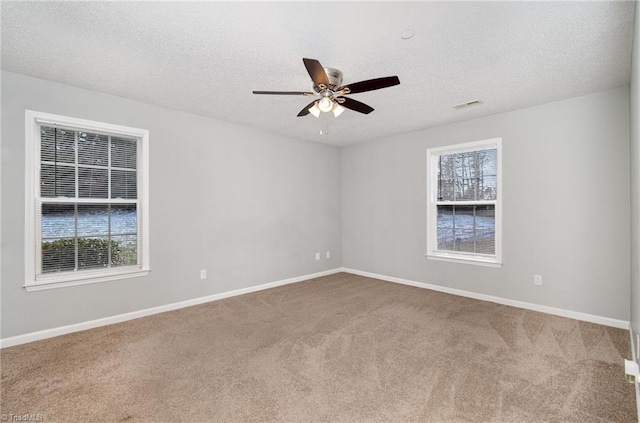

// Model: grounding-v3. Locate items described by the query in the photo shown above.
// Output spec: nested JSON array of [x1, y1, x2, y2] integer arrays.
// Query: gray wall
[[342, 86, 631, 321], [630, 2, 639, 350], [1, 70, 634, 339], [1, 71, 342, 339]]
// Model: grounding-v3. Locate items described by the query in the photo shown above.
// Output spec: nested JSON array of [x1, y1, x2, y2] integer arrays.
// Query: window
[[426, 138, 502, 267], [25, 111, 149, 291]]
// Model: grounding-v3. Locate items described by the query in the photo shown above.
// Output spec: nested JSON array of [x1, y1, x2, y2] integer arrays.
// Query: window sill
[[24, 267, 151, 292], [426, 252, 502, 268]]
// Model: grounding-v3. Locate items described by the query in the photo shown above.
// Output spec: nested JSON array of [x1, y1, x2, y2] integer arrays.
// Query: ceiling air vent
[[453, 100, 483, 110]]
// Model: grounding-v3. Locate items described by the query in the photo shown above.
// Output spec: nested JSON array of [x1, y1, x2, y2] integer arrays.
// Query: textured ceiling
[[1, 1, 636, 146]]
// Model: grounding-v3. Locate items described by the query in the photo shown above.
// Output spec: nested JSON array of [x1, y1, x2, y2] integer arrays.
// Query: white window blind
[[25, 111, 150, 291], [427, 139, 502, 266]]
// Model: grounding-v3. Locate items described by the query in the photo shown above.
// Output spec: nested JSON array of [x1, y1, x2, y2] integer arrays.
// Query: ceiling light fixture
[[309, 99, 343, 118], [309, 103, 321, 117], [318, 97, 334, 113]]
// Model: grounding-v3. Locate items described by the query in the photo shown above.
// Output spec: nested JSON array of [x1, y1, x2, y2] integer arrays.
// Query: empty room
[[2, 1, 640, 422]]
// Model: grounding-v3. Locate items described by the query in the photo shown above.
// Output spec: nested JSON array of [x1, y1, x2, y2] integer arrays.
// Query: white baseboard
[[2, 267, 629, 349], [340, 267, 630, 330], [0, 268, 343, 349]]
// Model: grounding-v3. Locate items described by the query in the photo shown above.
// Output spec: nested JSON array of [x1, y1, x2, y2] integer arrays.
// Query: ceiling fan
[[252, 58, 400, 118]]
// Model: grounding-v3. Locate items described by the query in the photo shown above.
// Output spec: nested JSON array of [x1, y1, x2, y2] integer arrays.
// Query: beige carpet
[[1, 272, 637, 422]]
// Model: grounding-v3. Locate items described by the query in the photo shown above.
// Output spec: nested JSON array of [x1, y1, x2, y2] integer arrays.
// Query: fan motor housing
[[322, 68, 343, 91]]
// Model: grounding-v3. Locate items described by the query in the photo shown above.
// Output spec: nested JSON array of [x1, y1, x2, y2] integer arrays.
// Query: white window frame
[[426, 138, 502, 267], [24, 110, 150, 291]]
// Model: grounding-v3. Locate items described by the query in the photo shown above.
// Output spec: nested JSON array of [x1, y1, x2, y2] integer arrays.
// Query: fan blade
[[338, 97, 374, 114], [253, 90, 315, 96], [297, 100, 318, 117], [338, 76, 400, 94], [303, 58, 329, 87]]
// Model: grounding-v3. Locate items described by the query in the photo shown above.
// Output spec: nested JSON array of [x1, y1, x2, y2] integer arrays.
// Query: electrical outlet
[[534, 275, 542, 286], [315, 252, 320, 261], [200, 269, 207, 280], [326, 251, 331, 259]]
